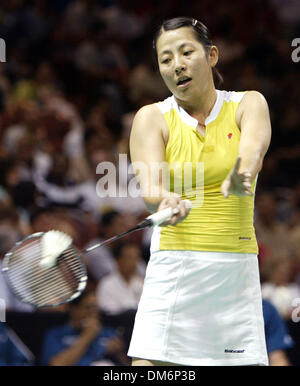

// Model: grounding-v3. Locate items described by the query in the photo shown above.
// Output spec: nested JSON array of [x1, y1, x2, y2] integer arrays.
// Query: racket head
[[2, 232, 87, 308]]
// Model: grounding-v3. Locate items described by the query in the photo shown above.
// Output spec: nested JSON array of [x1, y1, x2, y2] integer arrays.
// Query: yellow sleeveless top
[[150, 89, 258, 254]]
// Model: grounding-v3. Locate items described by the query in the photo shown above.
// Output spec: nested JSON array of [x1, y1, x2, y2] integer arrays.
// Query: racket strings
[[4, 236, 87, 307]]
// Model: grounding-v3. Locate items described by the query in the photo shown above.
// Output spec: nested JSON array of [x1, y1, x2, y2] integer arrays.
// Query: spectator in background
[[0, 158, 22, 202], [45, 153, 75, 188], [0, 156, 38, 225], [84, 210, 146, 282], [2, 101, 40, 158], [84, 210, 122, 282], [79, 128, 147, 218], [255, 191, 292, 262], [40, 289, 128, 366], [30, 207, 88, 252], [34, 152, 84, 210], [96, 242, 144, 316], [263, 299, 294, 366], [0, 206, 30, 241], [261, 257, 300, 320], [76, 130, 116, 217], [0, 323, 34, 366]]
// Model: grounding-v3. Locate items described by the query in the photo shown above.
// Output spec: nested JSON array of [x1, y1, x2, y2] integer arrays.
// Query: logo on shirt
[[225, 349, 245, 353], [227, 133, 233, 139]]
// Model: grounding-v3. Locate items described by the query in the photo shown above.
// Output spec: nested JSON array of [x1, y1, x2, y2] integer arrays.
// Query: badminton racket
[[2, 201, 192, 308]]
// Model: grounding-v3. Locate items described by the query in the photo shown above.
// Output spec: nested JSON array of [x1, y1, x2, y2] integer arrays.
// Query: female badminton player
[[128, 17, 271, 366]]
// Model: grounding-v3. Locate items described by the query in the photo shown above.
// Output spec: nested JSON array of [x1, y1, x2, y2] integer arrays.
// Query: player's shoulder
[[236, 90, 269, 123], [134, 103, 164, 121], [131, 103, 166, 136], [239, 90, 269, 108]]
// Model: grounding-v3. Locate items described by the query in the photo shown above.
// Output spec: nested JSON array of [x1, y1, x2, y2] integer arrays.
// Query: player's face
[[156, 27, 218, 100]]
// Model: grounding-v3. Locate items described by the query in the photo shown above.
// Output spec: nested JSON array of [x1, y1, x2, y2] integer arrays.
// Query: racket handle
[[83, 200, 192, 254], [146, 199, 192, 226]]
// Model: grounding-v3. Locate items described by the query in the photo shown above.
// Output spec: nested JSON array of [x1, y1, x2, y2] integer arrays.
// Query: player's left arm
[[221, 91, 272, 198], [237, 91, 272, 181]]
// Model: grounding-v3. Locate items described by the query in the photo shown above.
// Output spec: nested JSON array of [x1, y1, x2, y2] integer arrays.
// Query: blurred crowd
[[0, 0, 299, 366]]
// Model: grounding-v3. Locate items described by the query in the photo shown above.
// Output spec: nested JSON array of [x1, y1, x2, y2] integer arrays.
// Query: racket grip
[[146, 200, 192, 226]]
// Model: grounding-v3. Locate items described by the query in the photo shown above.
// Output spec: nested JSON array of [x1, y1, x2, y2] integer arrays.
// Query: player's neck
[[175, 86, 217, 124]]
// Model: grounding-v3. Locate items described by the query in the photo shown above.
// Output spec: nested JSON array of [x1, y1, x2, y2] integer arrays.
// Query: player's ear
[[209, 46, 218, 68]]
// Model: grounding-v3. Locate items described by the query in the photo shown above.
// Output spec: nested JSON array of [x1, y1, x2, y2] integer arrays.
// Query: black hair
[[153, 17, 223, 88], [12, 181, 36, 208], [84, 128, 99, 145], [101, 210, 120, 227], [0, 157, 18, 188]]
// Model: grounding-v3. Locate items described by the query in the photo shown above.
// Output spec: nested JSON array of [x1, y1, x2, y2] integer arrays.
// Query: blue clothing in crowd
[[41, 324, 117, 366], [0, 323, 34, 366], [263, 299, 294, 354]]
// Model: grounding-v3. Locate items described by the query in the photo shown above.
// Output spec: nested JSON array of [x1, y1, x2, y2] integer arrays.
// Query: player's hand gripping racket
[[2, 201, 192, 308]]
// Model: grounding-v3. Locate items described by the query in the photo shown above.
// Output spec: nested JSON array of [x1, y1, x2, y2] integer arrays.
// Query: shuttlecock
[[40, 230, 73, 269]]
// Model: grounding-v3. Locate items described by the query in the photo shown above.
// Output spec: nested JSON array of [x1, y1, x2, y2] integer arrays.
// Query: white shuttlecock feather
[[40, 230, 73, 269]]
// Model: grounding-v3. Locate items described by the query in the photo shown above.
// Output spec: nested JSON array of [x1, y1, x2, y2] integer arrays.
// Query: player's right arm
[[129, 104, 190, 224]]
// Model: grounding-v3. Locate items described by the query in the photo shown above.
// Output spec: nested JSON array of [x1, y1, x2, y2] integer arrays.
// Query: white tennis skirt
[[128, 250, 268, 366]]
